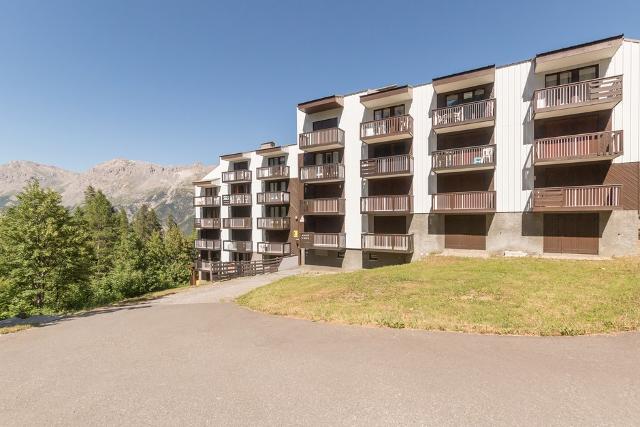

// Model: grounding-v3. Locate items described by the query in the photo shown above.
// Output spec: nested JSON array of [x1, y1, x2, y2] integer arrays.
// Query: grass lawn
[[0, 324, 32, 335], [237, 256, 640, 336]]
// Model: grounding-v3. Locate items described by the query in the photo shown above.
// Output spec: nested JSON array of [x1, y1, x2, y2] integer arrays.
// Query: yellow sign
[[293, 230, 299, 238]]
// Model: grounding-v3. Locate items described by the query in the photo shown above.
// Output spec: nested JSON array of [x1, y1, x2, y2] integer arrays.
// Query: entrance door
[[445, 215, 487, 250], [543, 213, 599, 255]]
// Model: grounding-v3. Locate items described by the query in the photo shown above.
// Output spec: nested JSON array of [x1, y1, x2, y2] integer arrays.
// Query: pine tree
[[144, 230, 169, 291], [132, 204, 161, 242], [163, 215, 194, 286], [80, 186, 119, 278]]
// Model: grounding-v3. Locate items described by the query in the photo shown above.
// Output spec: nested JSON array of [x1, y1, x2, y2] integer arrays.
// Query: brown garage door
[[543, 213, 599, 255], [445, 215, 487, 250]]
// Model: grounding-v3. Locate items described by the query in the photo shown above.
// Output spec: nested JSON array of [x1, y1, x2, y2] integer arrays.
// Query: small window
[[368, 253, 378, 261], [545, 74, 558, 88], [559, 71, 571, 85], [446, 94, 458, 106], [463, 91, 473, 102], [473, 88, 485, 100], [268, 156, 285, 166], [392, 105, 405, 116], [312, 118, 338, 131], [374, 104, 404, 120], [579, 66, 597, 82]]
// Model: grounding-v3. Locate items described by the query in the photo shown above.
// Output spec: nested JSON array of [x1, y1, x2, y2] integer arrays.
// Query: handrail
[[300, 163, 345, 181], [360, 195, 413, 213], [533, 75, 622, 112], [360, 115, 413, 139], [432, 144, 496, 169], [256, 165, 290, 179], [360, 154, 413, 177], [432, 191, 496, 211], [432, 99, 495, 127], [298, 127, 345, 149], [533, 131, 623, 162], [201, 258, 282, 280], [299, 232, 346, 249], [361, 233, 414, 252], [533, 185, 621, 209], [257, 191, 290, 204], [300, 198, 346, 215], [257, 217, 291, 229]]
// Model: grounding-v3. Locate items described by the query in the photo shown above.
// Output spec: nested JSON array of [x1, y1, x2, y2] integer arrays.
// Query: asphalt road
[[1, 271, 639, 426]]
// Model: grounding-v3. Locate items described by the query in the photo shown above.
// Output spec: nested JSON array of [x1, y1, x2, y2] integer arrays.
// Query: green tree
[[144, 230, 169, 291], [132, 204, 161, 242], [79, 186, 119, 278], [163, 215, 194, 286]]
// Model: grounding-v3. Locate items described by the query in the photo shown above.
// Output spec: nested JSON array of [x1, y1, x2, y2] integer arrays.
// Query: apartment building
[[194, 35, 640, 277]]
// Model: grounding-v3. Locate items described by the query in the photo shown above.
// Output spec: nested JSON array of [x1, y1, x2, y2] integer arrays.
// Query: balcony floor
[[433, 118, 494, 135]]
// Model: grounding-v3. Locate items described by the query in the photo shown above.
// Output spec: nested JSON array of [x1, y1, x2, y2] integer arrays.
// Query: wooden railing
[[256, 191, 290, 205], [194, 239, 221, 250], [432, 145, 496, 171], [200, 258, 282, 280], [196, 260, 214, 271], [533, 75, 623, 113], [300, 163, 345, 182], [299, 232, 346, 250], [360, 195, 413, 214], [360, 115, 413, 140], [223, 240, 253, 253], [432, 191, 496, 212], [532, 185, 621, 211], [432, 99, 495, 128], [222, 217, 252, 229], [360, 154, 413, 178], [257, 217, 291, 229], [222, 193, 252, 206], [256, 165, 290, 180], [257, 242, 291, 255], [221, 170, 252, 183], [300, 198, 346, 215], [533, 131, 623, 163], [193, 196, 220, 207], [194, 217, 221, 229], [298, 128, 345, 150], [361, 233, 414, 253]]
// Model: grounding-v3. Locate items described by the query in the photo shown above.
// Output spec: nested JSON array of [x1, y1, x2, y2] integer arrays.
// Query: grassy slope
[[237, 257, 640, 335]]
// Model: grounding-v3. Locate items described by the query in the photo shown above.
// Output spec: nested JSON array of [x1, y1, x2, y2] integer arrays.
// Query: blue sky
[[0, 0, 638, 171]]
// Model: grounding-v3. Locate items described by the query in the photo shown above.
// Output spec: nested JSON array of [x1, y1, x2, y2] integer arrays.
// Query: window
[[374, 104, 405, 120], [368, 253, 378, 261], [444, 87, 487, 106], [315, 151, 339, 165], [267, 156, 285, 166], [544, 65, 599, 88], [266, 205, 288, 217], [233, 161, 248, 171], [266, 180, 287, 192], [312, 117, 338, 131], [579, 66, 597, 81]]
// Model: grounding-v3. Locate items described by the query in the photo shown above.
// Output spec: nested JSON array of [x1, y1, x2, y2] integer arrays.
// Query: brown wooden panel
[[373, 216, 407, 234], [437, 170, 493, 193], [604, 162, 639, 210], [543, 213, 598, 255], [437, 127, 493, 151], [444, 215, 486, 250], [534, 112, 608, 139]]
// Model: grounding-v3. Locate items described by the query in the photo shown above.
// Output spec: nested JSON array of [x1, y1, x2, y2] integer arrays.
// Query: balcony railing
[[193, 196, 221, 207], [256, 165, 290, 180], [532, 185, 621, 212], [361, 233, 414, 253], [360, 115, 413, 143], [298, 127, 345, 151], [223, 240, 253, 253], [221, 170, 252, 183], [256, 191, 290, 205], [299, 232, 346, 250], [222, 193, 252, 206], [194, 239, 221, 250], [194, 217, 221, 229], [196, 260, 214, 271], [300, 198, 345, 215], [257, 242, 291, 256], [360, 154, 413, 179], [432, 145, 496, 172], [432, 99, 496, 131], [432, 191, 496, 213], [533, 76, 622, 117], [360, 195, 413, 214], [300, 163, 345, 182], [533, 131, 623, 165], [257, 217, 291, 230], [222, 217, 252, 229]]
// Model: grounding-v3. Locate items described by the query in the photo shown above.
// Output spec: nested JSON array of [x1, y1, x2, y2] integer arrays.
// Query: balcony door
[[444, 215, 486, 250]]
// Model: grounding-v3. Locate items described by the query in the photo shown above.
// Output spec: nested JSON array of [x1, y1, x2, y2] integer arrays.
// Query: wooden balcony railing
[[432, 145, 496, 172], [196, 260, 214, 271], [360, 195, 413, 214], [223, 240, 253, 253], [256, 165, 290, 180], [257, 242, 291, 256], [299, 232, 346, 250], [533, 131, 623, 164], [300, 163, 345, 182], [360, 115, 413, 142], [533, 76, 622, 115], [256, 191, 290, 205], [532, 185, 621, 211], [432, 191, 496, 213], [222, 217, 252, 229], [360, 154, 413, 178], [222, 193, 252, 206], [300, 198, 346, 215], [257, 217, 291, 230], [298, 127, 345, 151], [194, 239, 221, 250], [361, 233, 414, 253], [193, 196, 221, 207], [221, 170, 252, 183], [432, 99, 495, 129], [194, 217, 221, 229]]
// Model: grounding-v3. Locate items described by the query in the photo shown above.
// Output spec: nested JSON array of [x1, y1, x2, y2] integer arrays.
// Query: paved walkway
[[1, 270, 639, 426]]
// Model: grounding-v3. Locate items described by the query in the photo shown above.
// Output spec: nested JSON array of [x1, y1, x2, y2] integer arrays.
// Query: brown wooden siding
[[444, 215, 487, 250], [543, 213, 599, 255]]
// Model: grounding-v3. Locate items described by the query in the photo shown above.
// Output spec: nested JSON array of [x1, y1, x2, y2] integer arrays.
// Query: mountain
[[0, 159, 213, 232]]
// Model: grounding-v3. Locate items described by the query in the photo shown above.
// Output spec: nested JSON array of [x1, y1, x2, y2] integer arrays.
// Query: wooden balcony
[[257, 242, 291, 256], [257, 217, 291, 230], [360, 195, 413, 215], [432, 99, 496, 134], [360, 154, 413, 179], [221, 170, 252, 183], [193, 196, 220, 207], [432, 145, 496, 173], [256, 165, 290, 180], [298, 128, 345, 152], [300, 163, 345, 183], [194, 217, 221, 229], [533, 131, 623, 165], [360, 115, 413, 143], [222, 217, 252, 229], [361, 233, 414, 253], [432, 191, 496, 213], [532, 76, 622, 119], [222, 193, 252, 206], [532, 185, 621, 212], [256, 191, 290, 205], [300, 198, 345, 215], [223, 240, 252, 253], [194, 239, 221, 250], [299, 232, 346, 250]]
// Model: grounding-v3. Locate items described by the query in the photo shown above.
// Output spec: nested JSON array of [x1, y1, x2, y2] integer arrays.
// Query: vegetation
[[238, 256, 640, 336], [0, 180, 194, 320]]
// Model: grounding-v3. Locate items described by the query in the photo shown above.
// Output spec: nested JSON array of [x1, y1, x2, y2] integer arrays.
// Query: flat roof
[[432, 64, 495, 82], [536, 34, 623, 58]]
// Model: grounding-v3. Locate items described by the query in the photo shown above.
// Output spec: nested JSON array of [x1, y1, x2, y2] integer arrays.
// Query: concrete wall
[[599, 210, 640, 257], [486, 213, 543, 255]]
